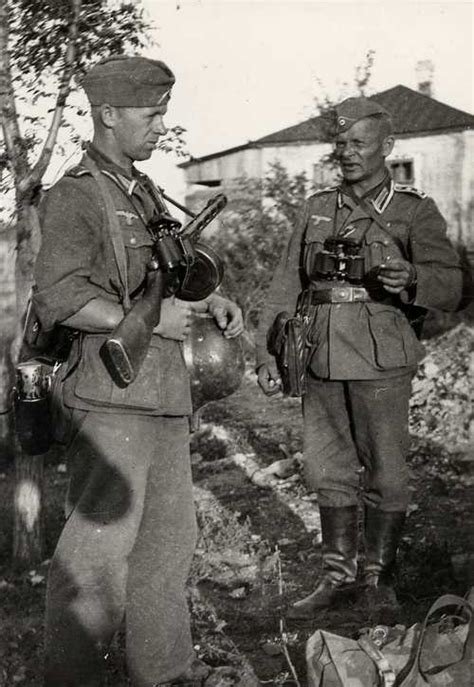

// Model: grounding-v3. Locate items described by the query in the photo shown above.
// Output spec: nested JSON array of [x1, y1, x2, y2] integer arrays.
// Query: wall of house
[[260, 141, 333, 185], [183, 147, 263, 185], [390, 131, 474, 248]]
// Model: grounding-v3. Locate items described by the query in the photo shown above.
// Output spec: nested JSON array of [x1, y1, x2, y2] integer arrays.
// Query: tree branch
[[20, 0, 82, 195], [0, 0, 31, 196]]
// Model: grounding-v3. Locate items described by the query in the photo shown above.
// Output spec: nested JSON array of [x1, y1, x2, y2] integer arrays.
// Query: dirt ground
[[0, 352, 473, 685], [191, 372, 474, 683]]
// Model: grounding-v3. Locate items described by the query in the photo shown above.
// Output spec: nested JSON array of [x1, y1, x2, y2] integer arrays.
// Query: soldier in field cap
[[333, 96, 392, 134], [82, 55, 176, 108], [34, 55, 243, 686], [257, 95, 463, 620]]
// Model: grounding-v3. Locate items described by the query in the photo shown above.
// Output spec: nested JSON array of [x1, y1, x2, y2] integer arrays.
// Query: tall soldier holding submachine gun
[[32, 55, 243, 687]]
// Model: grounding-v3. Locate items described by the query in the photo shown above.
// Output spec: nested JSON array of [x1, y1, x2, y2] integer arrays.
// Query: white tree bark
[[0, 0, 82, 566]]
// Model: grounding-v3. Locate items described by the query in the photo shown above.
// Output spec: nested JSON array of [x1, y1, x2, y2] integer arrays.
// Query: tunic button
[[130, 236, 137, 245], [383, 240, 389, 246]]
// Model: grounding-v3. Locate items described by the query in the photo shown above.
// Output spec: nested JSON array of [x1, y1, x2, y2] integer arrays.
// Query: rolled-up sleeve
[[411, 197, 463, 312], [33, 177, 105, 330]]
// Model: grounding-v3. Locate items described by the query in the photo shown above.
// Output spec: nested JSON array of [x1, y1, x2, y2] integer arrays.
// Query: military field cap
[[83, 55, 175, 107], [334, 97, 391, 133]]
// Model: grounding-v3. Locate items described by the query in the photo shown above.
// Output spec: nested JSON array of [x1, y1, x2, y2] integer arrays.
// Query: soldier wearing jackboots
[[256, 97, 463, 618]]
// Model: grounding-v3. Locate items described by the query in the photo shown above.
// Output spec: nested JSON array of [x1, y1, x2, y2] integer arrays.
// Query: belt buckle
[[334, 287, 351, 302]]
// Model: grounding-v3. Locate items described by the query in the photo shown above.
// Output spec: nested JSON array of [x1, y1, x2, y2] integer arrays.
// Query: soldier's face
[[113, 105, 169, 161], [334, 118, 394, 185]]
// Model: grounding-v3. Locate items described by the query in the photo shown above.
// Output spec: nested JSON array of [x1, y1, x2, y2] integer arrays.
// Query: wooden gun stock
[[100, 270, 164, 387]]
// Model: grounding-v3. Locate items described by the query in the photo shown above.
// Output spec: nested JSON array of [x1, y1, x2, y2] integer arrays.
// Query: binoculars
[[312, 237, 365, 283]]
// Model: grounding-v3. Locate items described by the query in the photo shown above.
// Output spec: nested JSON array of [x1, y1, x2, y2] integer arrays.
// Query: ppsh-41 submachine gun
[[101, 193, 227, 388]]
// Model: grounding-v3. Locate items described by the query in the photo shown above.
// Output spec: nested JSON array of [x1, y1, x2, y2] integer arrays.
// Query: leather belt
[[310, 286, 373, 304]]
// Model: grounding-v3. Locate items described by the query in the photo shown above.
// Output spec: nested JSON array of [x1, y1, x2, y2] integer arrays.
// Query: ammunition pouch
[[20, 296, 77, 364], [267, 311, 312, 397]]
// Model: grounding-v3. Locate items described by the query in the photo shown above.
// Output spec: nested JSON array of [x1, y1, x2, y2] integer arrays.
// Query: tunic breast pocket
[[118, 215, 154, 293], [364, 230, 406, 274], [304, 223, 332, 276]]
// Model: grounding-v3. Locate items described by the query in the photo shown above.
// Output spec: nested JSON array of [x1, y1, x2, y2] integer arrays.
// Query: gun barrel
[[178, 194, 227, 241]]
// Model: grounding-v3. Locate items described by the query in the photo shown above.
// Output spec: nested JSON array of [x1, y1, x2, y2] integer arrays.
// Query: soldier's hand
[[257, 362, 282, 396], [207, 295, 244, 338], [153, 297, 192, 340], [377, 258, 417, 294]]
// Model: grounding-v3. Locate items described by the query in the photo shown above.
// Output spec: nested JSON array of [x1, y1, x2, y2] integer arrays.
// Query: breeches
[[302, 373, 412, 511], [44, 411, 197, 687]]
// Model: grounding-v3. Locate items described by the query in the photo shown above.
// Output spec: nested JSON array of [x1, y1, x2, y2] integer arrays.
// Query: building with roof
[[179, 85, 474, 249]]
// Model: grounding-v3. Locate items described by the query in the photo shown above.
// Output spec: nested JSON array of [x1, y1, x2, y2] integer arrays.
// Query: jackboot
[[287, 505, 358, 619], [363, 507, 406, 608]]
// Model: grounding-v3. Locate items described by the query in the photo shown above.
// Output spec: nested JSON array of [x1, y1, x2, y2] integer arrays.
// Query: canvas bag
[[306, 592, 473, 687]]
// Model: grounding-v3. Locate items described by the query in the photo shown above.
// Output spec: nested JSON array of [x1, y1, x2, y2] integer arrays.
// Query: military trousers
[[302, 373, 412, 511], [44, 411, 197, 687]]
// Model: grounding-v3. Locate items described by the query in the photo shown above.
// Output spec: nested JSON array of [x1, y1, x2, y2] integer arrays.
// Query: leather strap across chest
[[82, 156, 131, 311]]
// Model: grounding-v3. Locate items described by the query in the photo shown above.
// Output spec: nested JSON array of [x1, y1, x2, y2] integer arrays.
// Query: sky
[[136, 0, 473, 200]]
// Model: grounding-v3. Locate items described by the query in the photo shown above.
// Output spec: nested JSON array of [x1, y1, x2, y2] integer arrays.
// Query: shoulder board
[[65, 164, 91, 179], [313, 185, 338, 195], [394, 183, 427, 199]]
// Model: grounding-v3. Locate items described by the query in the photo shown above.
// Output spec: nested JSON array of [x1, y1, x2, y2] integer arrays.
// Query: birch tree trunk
[[0, 0, 81, 566]]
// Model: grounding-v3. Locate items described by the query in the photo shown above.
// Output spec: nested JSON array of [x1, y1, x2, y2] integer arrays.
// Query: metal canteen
[[177, 243, 225, 301], [14, 360, 53, 455], [183, 313, 245, 410]]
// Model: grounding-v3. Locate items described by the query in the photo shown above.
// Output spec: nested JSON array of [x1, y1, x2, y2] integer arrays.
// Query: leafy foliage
[[4, 0, 150, 165], [213, 162, 311, 331], [1, 1, 187, 210], [8, 0, 149, 84]]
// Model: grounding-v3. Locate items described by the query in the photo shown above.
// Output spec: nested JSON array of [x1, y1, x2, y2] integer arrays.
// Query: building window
[[388, 159, 414, 185]]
